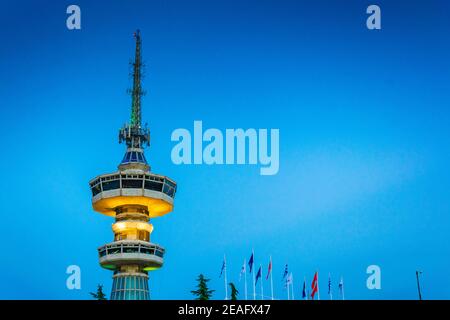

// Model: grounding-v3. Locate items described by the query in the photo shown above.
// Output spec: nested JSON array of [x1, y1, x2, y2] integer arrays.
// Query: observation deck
[[98, 240, 165, 271], [89, 171, 176, 217]]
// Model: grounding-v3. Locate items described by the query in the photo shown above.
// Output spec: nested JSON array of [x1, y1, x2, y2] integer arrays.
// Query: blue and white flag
[[248, 252, 254, 273], [338, 277, 344, 300], [282, 264, 289, 281], [328, 273, 332, 300], [255, 266, 262, 284]]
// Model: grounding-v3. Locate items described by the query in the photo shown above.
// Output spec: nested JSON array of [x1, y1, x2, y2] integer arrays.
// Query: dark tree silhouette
[[229, 282, 239, 300], [90, 284, 107, 300], [191, 274, 215, 300]]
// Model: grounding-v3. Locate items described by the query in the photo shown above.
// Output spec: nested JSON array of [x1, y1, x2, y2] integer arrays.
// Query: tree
[[229, 282, 239, 300], [90, 284, 107, 300], [191, 274, 215, 300]]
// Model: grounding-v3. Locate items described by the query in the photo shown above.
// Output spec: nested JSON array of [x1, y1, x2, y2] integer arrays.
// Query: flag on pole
[[255, 266, 262, 284], [302, 278, 307, 299], [219, 257, 226, 278], [266, 258, 272, 280], [338, 276, 345, 300], [282, 264, 288, 281], [248, 252, 254, 273], [311, 272, 319, 300], [328, 273, 332, 300], [239, 261, 246, 282], [285, 272, 292, 288]]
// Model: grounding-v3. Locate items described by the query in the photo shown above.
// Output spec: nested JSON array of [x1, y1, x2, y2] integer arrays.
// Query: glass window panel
[[144, 180, 163, 192], [102, 179, 120, 191], [91, 184, 102, 196], [135, 277, 140, 290], [131, 152, 137, 161], [163, 184, 172, 196], [122, 179, 143, 188]]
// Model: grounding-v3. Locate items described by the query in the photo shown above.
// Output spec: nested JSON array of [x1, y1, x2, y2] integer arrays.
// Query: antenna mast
[[119, 29, 150, 149]]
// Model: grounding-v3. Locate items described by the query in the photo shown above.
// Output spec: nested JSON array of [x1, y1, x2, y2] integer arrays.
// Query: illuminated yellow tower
[[89, 30, 177, 300]]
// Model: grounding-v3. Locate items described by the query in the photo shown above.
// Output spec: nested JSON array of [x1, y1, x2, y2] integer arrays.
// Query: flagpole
[[244, 259, 248, 300], [260, 264, 264, 300], [291, 273, 295, 300], [341, 277, 345, 300], [224, 254, 228, 300], [317, 271, 320, 300], [286, 274, 290, 300], [252, 249, 256, 300], [270, 257, 274, 300], [303, 277, 307, 300]]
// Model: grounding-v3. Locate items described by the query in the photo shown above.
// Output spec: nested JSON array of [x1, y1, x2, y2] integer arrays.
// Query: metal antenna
[[119, 30, 150, 149], [130, 29, 143, 128]]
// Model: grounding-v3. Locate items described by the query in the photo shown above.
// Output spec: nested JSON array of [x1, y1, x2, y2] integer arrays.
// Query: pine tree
[[229, 282, 239, 300], [90, 284, 107, 300], [191, 274, 215, 300]]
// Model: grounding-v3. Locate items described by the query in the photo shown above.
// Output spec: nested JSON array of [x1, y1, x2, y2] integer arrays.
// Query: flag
[[266, 258, 272, 280], [282, 264, 288, 281], [248, 252, 254, 273], [239, 261, 246, 282], [328, 274, 331, 294], [311, 272, 318, 299], [302, 279, 307, 299], [328, 273, 332, 300], [255, 266, 262, 284], [219, 257, 226, 278], [285, 273, 293, 288], [338, 277, 344, 300]]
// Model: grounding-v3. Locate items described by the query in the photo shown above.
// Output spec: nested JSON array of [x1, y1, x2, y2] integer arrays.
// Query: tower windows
[[91, 183, 102, 196], [102, 179, 120, 191], [144, 180, 163, 192], [122, 179, 143, 189], [111, 275, 150, 300]]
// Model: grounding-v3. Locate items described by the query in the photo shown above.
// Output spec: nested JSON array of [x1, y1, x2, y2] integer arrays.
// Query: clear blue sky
[[1, 0, 450, 300]]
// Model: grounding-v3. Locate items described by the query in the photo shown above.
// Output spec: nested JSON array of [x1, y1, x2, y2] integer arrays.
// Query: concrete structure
[[89, 30, 177, 300]]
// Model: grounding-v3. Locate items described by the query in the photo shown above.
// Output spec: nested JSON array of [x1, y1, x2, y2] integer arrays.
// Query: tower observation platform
[[89, 30, 177, 300]]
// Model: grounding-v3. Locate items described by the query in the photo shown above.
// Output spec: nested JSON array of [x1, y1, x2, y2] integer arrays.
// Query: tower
[[89, 30, 177, 300]]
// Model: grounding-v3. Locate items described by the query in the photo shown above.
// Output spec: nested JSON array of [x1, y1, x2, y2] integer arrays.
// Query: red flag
[[266, 258, 272, 280], [311, 272, 318, 299]]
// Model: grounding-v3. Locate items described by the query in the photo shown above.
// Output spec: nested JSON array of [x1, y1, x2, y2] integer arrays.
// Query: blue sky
[[0, 0, 450, 299]]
